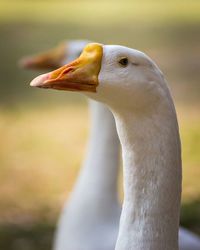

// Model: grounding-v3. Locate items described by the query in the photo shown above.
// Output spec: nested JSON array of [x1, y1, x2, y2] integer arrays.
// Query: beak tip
[[30, 74, 49, 87], [30, 80, 38, 87]]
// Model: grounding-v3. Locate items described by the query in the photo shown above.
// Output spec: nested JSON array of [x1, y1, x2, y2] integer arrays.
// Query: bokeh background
[[0, 0, 200, 249]]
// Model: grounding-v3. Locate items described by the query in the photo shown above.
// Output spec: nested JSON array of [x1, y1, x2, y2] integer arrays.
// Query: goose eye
[[118, 57, 129, 67]]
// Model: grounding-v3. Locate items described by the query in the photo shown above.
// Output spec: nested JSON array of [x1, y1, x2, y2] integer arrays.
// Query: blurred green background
[[0, 0, 200, 249]]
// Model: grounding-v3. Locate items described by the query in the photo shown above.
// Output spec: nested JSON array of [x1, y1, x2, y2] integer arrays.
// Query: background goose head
[[19, 39, 90, 70], [30, 43, 169, 115]]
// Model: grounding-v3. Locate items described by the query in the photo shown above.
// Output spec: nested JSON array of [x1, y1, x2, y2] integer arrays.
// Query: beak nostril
[[48, 67, 74, 82], [60, 67, 74, 76]]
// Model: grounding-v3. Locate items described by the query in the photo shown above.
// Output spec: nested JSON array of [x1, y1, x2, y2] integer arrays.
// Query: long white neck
[[69, 100, 120, 211], [114, 95, 182, 250]]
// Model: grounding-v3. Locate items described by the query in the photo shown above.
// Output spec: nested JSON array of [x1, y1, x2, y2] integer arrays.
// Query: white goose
[[28, 42, 200, 250]]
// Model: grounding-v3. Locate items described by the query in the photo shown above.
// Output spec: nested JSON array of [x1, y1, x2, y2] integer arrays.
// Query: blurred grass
[[0, 0, 200, 249], [0, 104, 199, 210]]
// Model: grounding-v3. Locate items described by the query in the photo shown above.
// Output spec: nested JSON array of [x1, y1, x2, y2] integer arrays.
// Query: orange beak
[[30, 43, 103, 93], [19, 42, 66, 70]]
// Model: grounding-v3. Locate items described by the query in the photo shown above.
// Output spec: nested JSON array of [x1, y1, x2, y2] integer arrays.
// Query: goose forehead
[[102, 45, 145, 59]]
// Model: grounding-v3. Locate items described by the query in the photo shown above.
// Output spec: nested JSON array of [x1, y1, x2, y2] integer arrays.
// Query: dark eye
[[118, 57, 129, 67]]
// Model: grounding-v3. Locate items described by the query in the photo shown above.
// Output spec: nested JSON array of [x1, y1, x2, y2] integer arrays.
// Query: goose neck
[[74, 101, 120, 201], [114, 104, 182, 250]]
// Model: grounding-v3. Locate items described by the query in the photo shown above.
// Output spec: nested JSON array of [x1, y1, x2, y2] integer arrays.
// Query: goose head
[[19, 40, 90, 70], [30, 43, 167, 113]]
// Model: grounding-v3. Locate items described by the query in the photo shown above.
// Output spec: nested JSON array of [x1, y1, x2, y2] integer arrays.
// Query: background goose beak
[[19, 42, 66, 70], [30, 43, 103, 93]]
